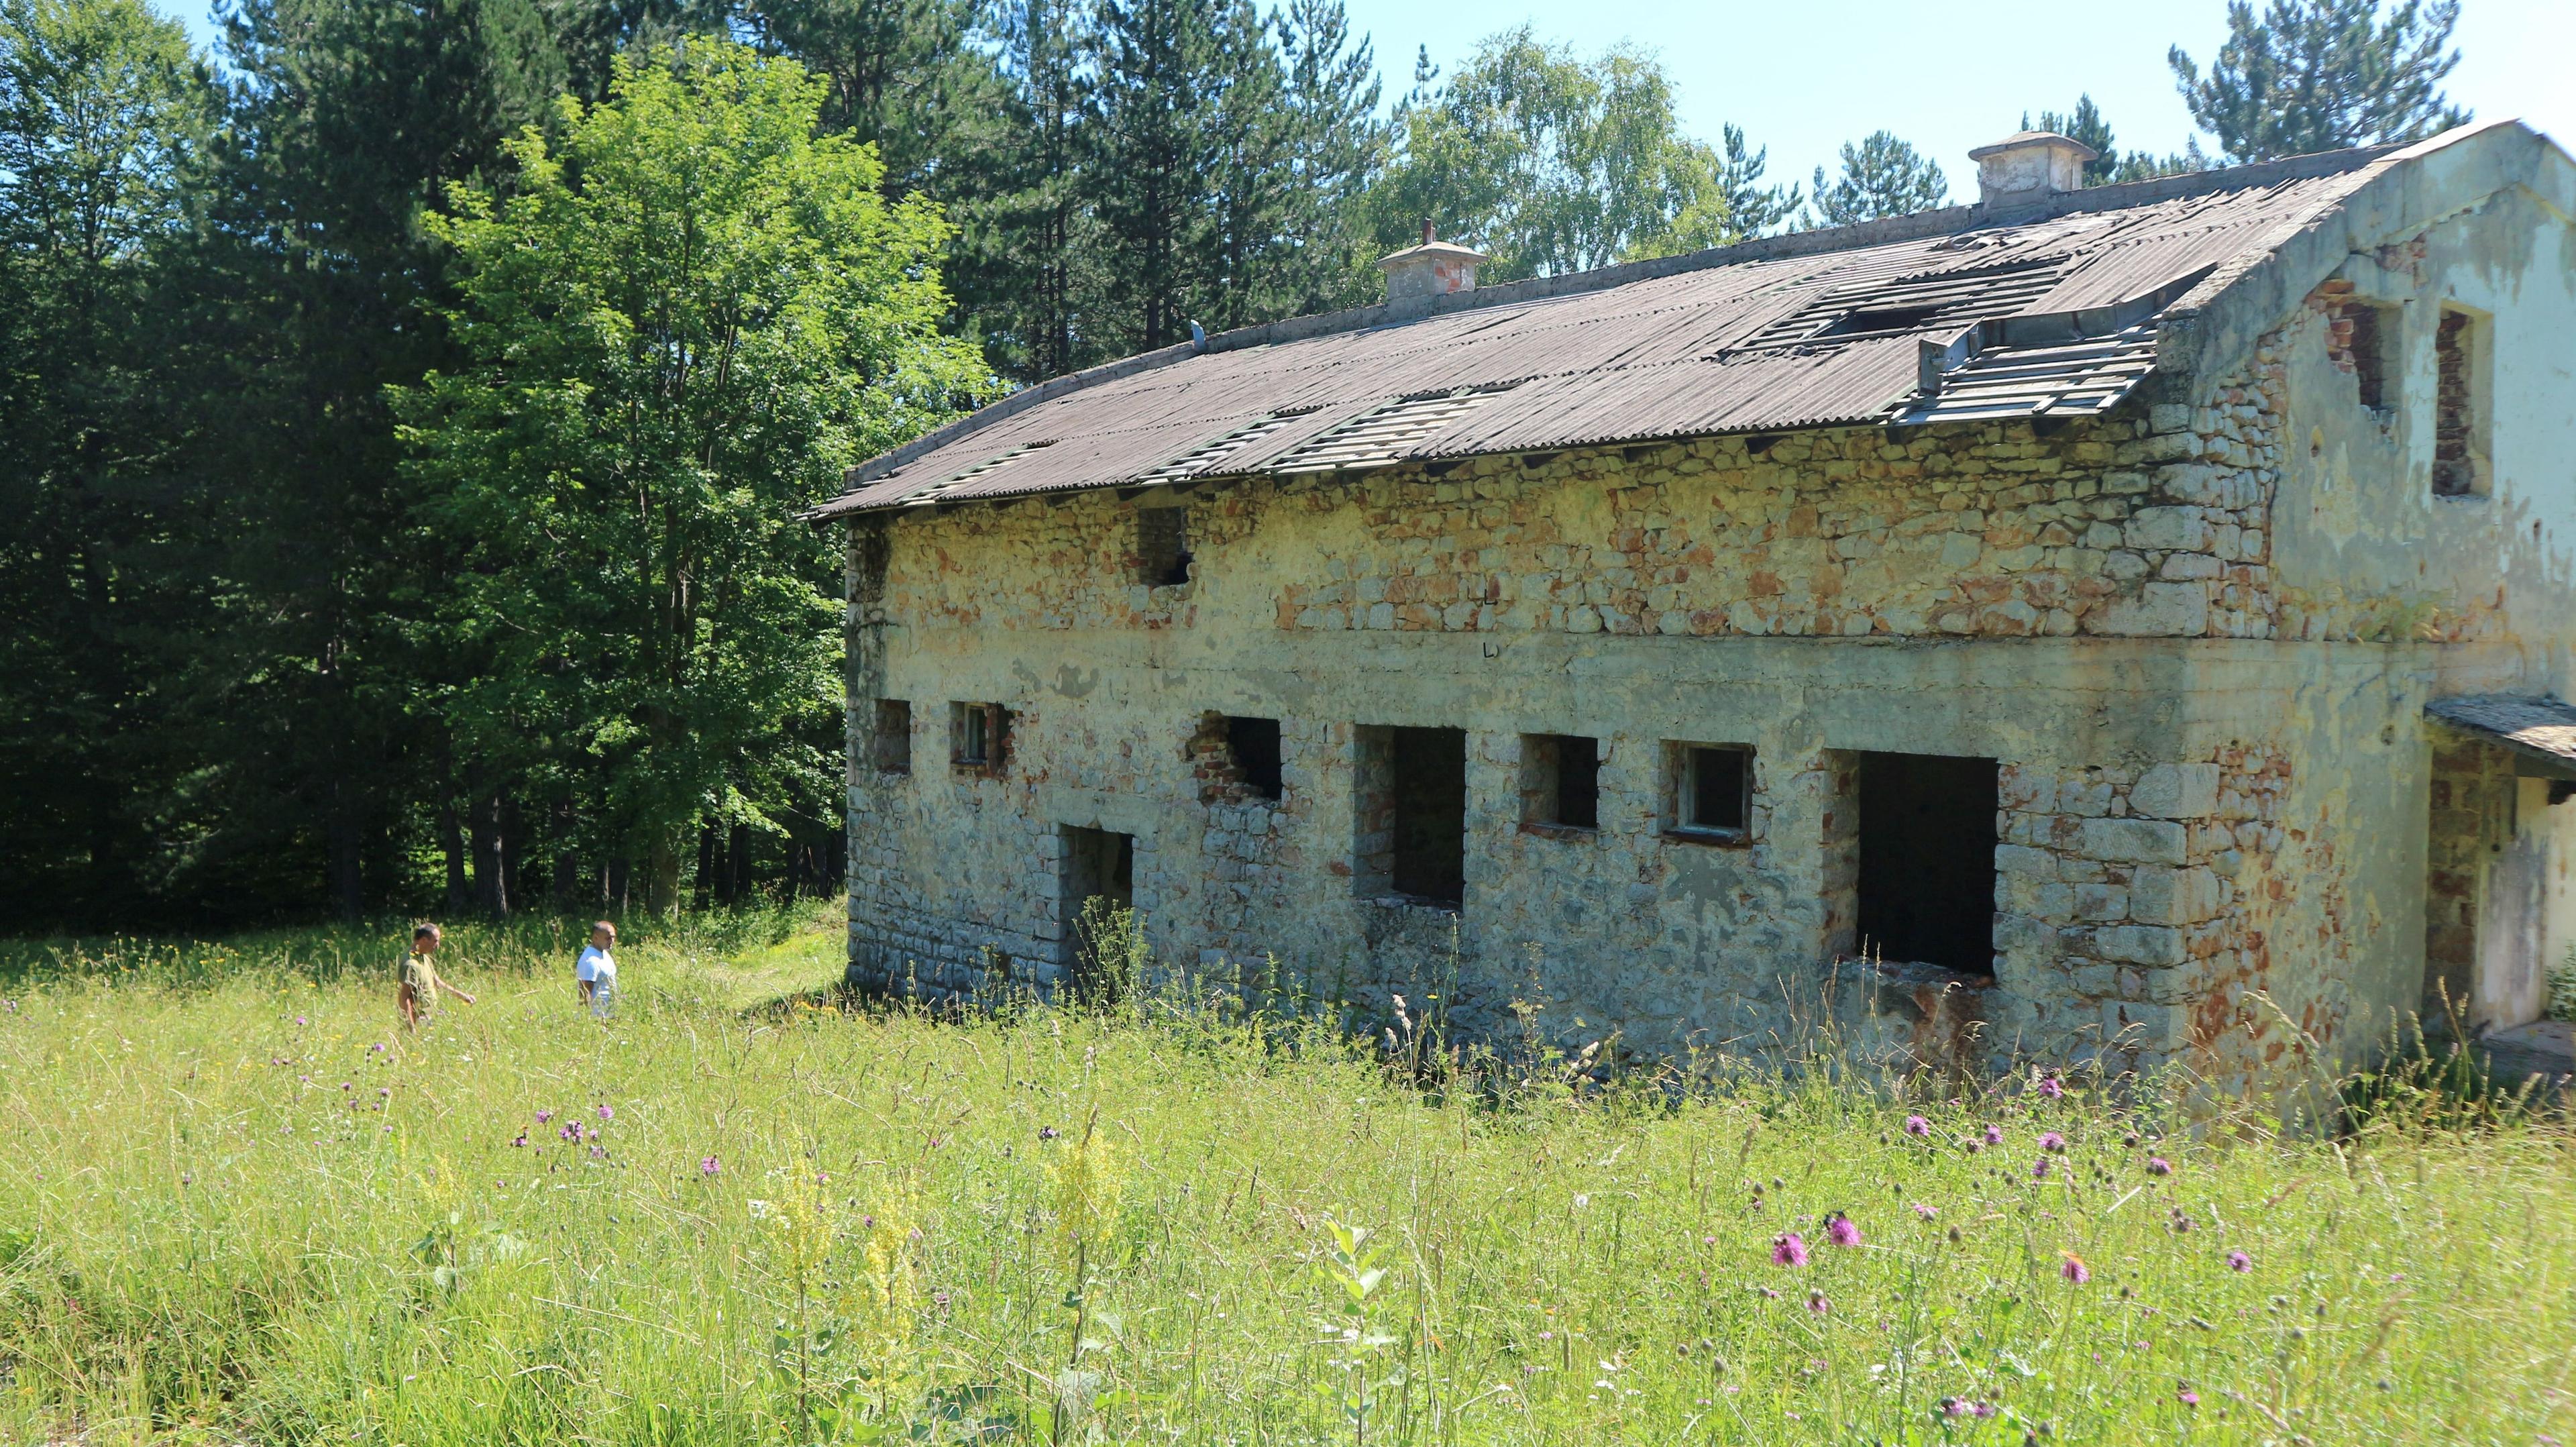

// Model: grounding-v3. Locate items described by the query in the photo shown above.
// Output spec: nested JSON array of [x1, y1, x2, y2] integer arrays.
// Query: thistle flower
[[535, 1110, 553, 1123], [2039, 1131, 2067, 1153], [701, 1155, 720, 1177], [1913, 1203, 1939, 1220], [2178, 1384, 2200, 1407], [2147, 1156, 2173, 1176], [2226, 1249, 2252, 1273], [511, 1133, 527, 1148], [596, 1104, 614, 1122], [1805, 1290, 1829, 1315], [2061, 1252, 2091, 1284], [1904, 1114, 1931, 1138], [1824, 1212, 1862, 1248], [2038, 1074, 2065, 1100], [1984, 1124, 2004, 1146], [1772, 1232, 1810, 1267], [2033, 1157, 2053, 1180], [1038, 1125, 1059, 1141], [295, 1016, 307, 1026]]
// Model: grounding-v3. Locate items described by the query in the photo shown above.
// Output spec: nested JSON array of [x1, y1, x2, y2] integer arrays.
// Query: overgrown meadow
[[2, 912, 2572, 1445]]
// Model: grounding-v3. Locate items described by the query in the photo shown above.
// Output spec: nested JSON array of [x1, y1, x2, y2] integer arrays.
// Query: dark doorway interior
[[1060, 825, 1134, 993], [1389, 727, 1467, 906], [1856, 752, 1999, 976]]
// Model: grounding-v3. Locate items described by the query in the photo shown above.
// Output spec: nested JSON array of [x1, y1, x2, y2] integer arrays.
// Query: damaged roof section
[[812, 144, 2405, 520], [2428, 696, 2576, 780]]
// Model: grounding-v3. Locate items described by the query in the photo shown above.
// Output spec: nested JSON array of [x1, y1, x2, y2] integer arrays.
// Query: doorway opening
[[1060, 825, 1134, 998]]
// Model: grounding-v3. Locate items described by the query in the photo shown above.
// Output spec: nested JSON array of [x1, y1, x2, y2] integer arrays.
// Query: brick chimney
[[1968, 131, 2097, 211], [1378, 221, 1487, 315]]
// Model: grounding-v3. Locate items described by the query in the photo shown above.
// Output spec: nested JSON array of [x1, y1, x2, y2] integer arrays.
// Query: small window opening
[[1225, 716, 1283, 800], [873, 700, 912, 774], [1520, 734, 1601, 832], [2432, 308, 2491, 497], [1355, 725, 1466, 908], [951, 701, 1012, 773], [1854, 751, 1998, 977], [1670, 744, 1752, 839], [1137, 506, 1192, 586]]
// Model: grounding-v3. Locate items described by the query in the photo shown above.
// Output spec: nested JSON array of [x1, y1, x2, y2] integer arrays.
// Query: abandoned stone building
[[810, 121, 2576, 1091]]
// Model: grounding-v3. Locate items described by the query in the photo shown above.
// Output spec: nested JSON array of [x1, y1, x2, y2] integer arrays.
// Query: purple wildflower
[[295, 1015, 307, 1026], [2061, 1252, 2091, 1285], [2226, 1250, 2252, 1273], [2178, 1385, 2200, 1407], [1038, 1125, 1059, 1141], [1805, 1290, 1830, 1316], [2038, 1074, 2065, 1100], [2039, 1131, 2067, 1153], [511, 1133, 527, 1148], [2147, 1156, 2173, 1176], [596, 1104, 614, 1122], [1903, 1114, 1931, 1138], [1825, 1212, 1862, 1248], [1984, 1124, 2004, 1146], [700, 1155, 720, 1177], [1913, 1203, 1939, 1220], [535, 1110, 553, 1123], [2033, 1157, 2053, 1180], [1772, 1232, 1810, 1267]]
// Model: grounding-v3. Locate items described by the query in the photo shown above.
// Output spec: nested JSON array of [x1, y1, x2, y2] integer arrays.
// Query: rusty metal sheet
[[811, 148, 2392, 519]]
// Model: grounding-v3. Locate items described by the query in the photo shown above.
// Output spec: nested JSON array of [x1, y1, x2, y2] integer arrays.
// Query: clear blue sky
[[156, 0, 2576, 202]]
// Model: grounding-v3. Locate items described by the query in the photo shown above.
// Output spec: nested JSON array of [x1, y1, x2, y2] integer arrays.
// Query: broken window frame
[[1224, 716, 1285, 802], [1519, 733, 1601, 835], [2431, 305, 2493, 499], [1353, 724, 1468, 910], [873, 699, 914, 775], [950, 701, 1012, 775], [1666, 743, 1754, 843], [1136, 505, 1193, 588]]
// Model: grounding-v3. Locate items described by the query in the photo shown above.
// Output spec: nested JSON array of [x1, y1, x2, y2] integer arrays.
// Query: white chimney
[[1378, 221, 1487, 315], [1968, 131, 2098, 211]]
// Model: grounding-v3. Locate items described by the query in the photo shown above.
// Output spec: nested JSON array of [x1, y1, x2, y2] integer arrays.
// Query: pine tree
[[2169, 0, 2468, 163], [1716, 123, 1801, 236], [1808, 129, 1947, 226], [2022, 96, 2209, 185], [1259, 0, 1383, 315], [0, 0, 218, 924]]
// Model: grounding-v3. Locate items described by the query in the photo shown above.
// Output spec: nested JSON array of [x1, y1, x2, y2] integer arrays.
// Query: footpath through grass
[[1, 915, 2572, 1445]]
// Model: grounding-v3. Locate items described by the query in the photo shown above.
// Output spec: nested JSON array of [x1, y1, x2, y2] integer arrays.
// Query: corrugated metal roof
[[812, 146, 2400, 519], [2427, 696, 2576, 775]]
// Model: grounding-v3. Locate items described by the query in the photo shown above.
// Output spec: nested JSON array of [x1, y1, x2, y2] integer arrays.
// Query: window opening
[[1137, 507, 1192, 586], [1823, 304, 1943, 338], [1059, 825, 1134, 1000], [1672, 744, 1752, 838], [1854, 751, 1998, 977], [2432, 308, 2490, 497], [2335, 302, 2397, 411], [873, 700, 912, 774], [1520, 734, 1600, 831], [951, 702, 1012, 773], [1355, 725, 1466, 907], [1226, 716, 1283, 800]]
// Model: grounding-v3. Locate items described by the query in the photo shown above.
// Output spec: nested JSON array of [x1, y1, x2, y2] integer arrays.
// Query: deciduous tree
[[394, 42, 987, 916]]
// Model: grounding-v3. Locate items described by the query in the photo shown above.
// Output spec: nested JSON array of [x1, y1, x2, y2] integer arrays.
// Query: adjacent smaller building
[[810, 123, 2576, 1092]]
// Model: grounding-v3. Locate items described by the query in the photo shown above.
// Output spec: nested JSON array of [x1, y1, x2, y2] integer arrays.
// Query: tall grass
[[1, 916, 2572, 1444]]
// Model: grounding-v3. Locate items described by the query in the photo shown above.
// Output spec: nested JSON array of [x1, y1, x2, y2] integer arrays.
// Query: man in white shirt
[[576, 920, 619, 1018]]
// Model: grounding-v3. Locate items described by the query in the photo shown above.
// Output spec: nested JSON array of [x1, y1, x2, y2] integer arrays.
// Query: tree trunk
[[440, 791, 469, 916], [470, 789, 508, 919], [606, 856, 628, 916], [551, 798, 580, 908], [329, 779, 363, 924], [693, 824, 716, 910], [500, 795, 525, 916], [645, 832, 681, 920], [725, 821, 751, 906]]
